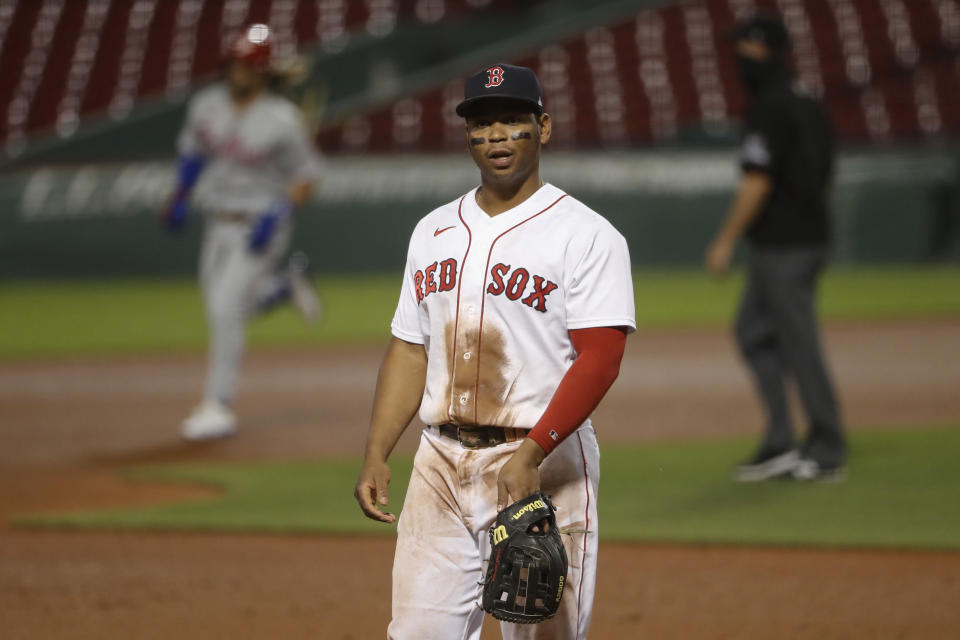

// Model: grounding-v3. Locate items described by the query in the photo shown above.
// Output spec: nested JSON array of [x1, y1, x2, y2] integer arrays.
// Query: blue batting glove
[[177, 154, 206, 190], [163, 194, 190, 232], [163, 154, 206, 233], [248, 198, 292, 252]]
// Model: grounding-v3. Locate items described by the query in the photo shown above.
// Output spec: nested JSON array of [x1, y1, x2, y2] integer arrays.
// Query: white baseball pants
[[198, 217, 292, 405], [388, 425, 600, 640]]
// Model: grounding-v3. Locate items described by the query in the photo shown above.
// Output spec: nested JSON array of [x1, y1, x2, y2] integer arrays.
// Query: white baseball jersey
[[391, 182, 636, 430], [177, 83, 321, 216], [388, 183, 634, 639]]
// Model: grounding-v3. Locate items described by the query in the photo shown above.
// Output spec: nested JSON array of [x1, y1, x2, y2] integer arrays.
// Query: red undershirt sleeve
[[526, 326, 628, 456]]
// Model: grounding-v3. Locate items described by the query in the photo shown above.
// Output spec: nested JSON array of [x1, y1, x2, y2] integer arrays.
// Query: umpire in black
[[705, 12, 845, 482]]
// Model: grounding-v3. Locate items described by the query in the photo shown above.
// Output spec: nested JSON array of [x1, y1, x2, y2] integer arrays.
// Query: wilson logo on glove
[[511, 498, 547, 520]]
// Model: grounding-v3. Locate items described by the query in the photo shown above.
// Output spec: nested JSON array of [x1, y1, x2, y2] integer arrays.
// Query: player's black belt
[[436, 424, 525, 448]]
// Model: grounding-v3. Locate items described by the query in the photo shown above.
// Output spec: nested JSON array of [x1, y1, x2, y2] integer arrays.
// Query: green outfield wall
[[0, 150, 956, 277]]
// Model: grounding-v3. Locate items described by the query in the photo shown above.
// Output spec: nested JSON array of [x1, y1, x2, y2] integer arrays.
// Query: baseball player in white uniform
[[164, 24, 322, 441], [354, 64, 636, 639]]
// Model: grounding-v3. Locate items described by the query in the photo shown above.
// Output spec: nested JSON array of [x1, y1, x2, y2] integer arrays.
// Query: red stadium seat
[[1, 0, 956, 150]]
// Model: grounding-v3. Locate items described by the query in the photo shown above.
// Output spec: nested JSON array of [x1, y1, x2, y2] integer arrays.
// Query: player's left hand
[[497, 439, 547, 511], [705, 236, 735, 276]]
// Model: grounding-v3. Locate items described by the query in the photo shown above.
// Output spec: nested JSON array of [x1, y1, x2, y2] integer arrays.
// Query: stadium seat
[[0, 0, 956, 151]]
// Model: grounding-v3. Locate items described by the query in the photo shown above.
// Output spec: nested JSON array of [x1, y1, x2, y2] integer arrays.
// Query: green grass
[[18, 426, 960, 550], [16, 458, 414, 536], [600, 425, 960, 548], [0, 274, 401, 359], [633, 266, 960, 327], [1, 267, 958, 359]]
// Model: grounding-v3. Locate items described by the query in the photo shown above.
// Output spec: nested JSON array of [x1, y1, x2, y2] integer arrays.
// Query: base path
[[1, 320, 958, 638]]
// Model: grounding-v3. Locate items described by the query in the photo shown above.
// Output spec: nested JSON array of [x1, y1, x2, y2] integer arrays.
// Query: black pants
[[735, 246, 846, 467]]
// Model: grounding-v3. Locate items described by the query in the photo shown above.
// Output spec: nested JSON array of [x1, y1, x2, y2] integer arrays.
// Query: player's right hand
[[354, 459, 396, 523]]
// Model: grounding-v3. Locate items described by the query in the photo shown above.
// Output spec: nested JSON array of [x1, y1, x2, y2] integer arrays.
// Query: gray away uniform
[[178, 83, 322, 405]]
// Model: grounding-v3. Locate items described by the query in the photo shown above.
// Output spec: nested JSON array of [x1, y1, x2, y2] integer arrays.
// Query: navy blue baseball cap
[[456, 63, 544, 118]]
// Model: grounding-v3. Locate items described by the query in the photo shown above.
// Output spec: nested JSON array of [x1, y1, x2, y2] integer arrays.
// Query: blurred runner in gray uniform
[[164, 24, 322, 441]]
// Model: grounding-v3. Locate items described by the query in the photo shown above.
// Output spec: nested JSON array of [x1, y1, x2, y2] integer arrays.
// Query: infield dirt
[[2, 320, 959, 639]]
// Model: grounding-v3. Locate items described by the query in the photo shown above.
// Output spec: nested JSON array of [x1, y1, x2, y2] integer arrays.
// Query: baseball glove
[[481, 492, 568, 624]]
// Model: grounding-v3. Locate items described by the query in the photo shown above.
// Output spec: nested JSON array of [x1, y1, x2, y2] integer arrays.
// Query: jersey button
[[459, 393, 469, 405], [463, 352, 471, 360]]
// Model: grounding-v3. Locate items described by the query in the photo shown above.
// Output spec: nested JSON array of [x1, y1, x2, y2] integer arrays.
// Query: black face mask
[[735, 55, 782, 93]]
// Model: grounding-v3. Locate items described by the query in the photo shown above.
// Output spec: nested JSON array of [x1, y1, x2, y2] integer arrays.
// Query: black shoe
[[792, 458, 846, 483], [736, 449, 800, 482]]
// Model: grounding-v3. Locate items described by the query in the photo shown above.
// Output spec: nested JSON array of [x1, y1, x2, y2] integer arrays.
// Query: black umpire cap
[[456, 63, 544, 118], [728, 11, 792, 52]]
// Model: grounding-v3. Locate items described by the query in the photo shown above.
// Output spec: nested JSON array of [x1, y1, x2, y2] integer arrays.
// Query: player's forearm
[[363, 337, 428, 463], [526, 327, 627, 456], [715, 171, 773, 243]]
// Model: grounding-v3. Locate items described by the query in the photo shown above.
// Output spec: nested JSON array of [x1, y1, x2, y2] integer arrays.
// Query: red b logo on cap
[[484, 66, 504, 88]]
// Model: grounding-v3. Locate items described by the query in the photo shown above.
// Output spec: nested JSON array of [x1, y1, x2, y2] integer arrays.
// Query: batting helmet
[[230, 23, 273, 70]]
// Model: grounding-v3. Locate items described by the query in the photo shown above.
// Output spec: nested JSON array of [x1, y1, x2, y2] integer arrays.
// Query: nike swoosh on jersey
[[434, 226, 456, 236]]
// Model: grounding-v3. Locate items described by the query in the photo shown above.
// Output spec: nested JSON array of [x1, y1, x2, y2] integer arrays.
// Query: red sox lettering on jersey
[[391, 183, 635, 431], [413, 258, 558, 313], [485, 264, 558, 313]]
